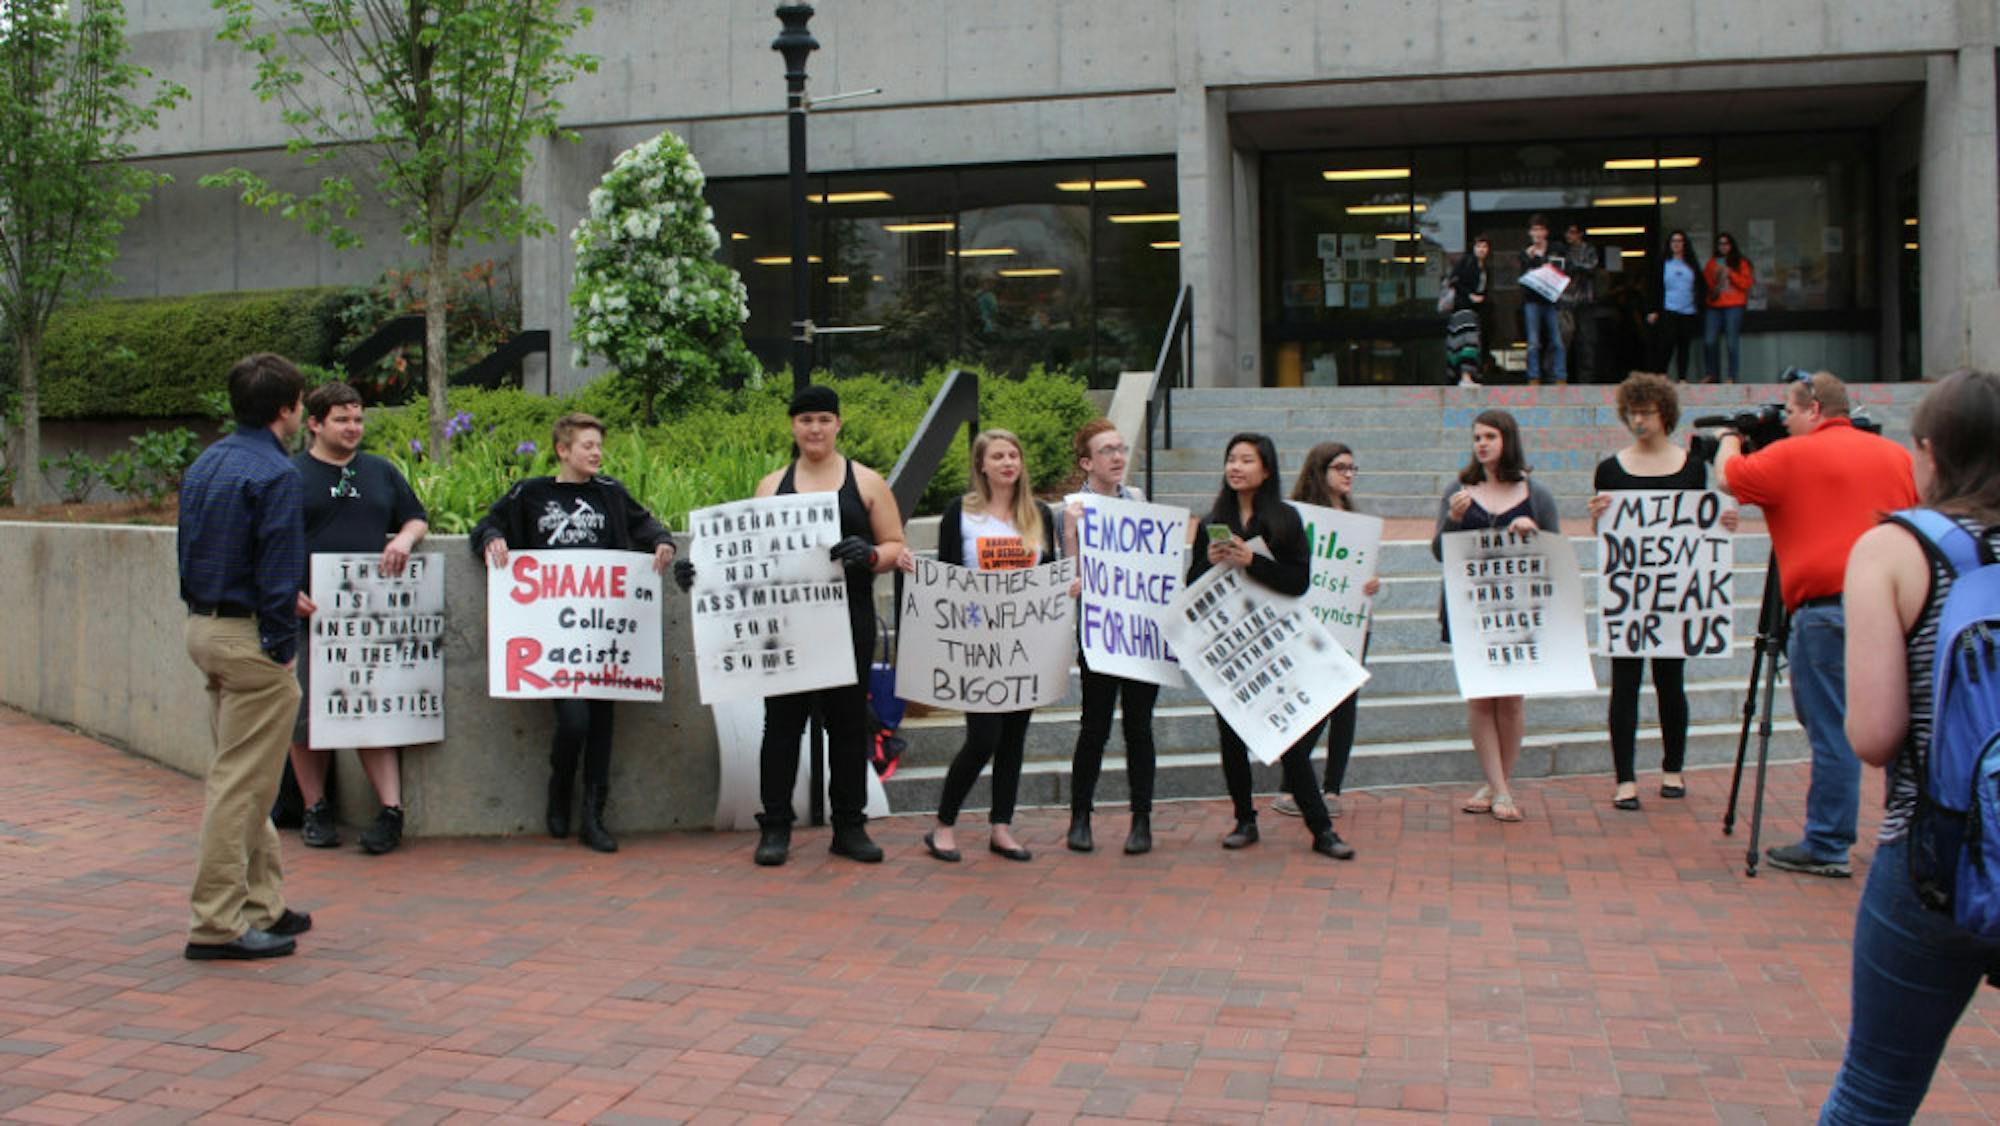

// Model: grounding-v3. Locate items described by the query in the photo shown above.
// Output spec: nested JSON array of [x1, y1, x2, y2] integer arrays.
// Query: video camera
[[1688, 367, 1879, 462]]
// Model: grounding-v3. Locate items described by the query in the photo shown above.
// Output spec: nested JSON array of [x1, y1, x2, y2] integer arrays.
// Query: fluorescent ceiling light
[[1344, 203, 1426, 215], [808, 190, 893, 204], [729, 231, 749, 241], [1375, 233, 1421, 241], [752, 255, 822, 265], [998, 267, 1062, 278], [1585, 226, 1646, 236], [1390, 256, 1428, 264], [827, 275, 851, 284], [949, 247, 1018, 258], [1603, 157, 1702, 171], [1055, 179, 1147, 191], [1621, 249, 1647, 258], [1322, 167, 1410, 181], [1905, 242, 1920, 251], [1592, 196, 1679, 207], [1107, 212, 1180, 224], [1149, 241, 1181, 250], [1904, 217, 1919, 226], [882, 221, 956, 233]]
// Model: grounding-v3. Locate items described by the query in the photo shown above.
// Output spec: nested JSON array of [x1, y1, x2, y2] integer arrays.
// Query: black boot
[[829, 821, 884, 863], [579, 784, 617, 853], [545, 750, 577, 839], [1124, 812, 1152, 855], [1066, 811, 1094, 853], [1312, 830, 1355, 860], [1221, 819, 1259, 850], [754, 817, 791, 867]]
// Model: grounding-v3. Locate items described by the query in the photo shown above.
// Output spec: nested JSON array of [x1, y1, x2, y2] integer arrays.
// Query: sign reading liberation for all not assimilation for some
[[686, 493, 854, 703], [1440, 528, 1595, 699], [1596, 489, 1734, 659], [1076, 493, 1188, 687], [486, 548, 665, 701], [1289, 501, 1384, 658], [895, 556, 1078, 713], [1163, 565, 1369, 765], [307, 553, 445, 749]]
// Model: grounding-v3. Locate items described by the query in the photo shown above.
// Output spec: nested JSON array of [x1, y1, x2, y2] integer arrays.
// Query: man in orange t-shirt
[[1716, 371, 1916, 878]]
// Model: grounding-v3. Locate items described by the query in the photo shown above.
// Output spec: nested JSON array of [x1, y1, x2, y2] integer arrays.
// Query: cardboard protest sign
[[486, 548, 664, 700], [1289, 501, 1383, 657], [1520, 263, 1571, 303], [687, 494, 855, 703], [1596, 490, 1734, 658], [895, 556, 1077, 712], [306, 553, 444, 748], [1440, 529, 1595, 699], [1076, 494, 1187, 687], [1163, 565, 1369, 765]]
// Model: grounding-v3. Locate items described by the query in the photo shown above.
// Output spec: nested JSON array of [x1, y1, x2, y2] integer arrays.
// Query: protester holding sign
[[902, 429, 1059, 863], [1061, 420, 1168, 856], [1272, 441, 1381, 824], [1432, 410, 1561, 823], [286, 382, 429, 856], [1188, 434, 1354, 860], [674, 384, 905, 868], [470, 412, 676, 853], [1586, 374, 1737, 811]]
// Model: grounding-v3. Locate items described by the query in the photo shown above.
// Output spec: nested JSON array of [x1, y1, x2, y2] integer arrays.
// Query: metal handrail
[[451, 329, 552, 390], [885, 368, 980, 520], [339, 314, 425, 382], [1142, 284, 1193, 499]]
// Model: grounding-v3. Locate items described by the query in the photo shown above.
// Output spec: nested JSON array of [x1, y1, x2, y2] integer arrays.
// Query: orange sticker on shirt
[[976, 536, 1034, 570]]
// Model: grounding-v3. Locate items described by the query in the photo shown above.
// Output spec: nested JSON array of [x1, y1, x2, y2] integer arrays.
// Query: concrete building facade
[[113, 0, 2000, 389]]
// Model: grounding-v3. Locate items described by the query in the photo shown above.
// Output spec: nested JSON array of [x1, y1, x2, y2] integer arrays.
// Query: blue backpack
[[1895, 509, 2000, 937]]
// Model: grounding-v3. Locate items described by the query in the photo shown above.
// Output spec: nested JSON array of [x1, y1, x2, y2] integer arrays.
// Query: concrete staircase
[[878, 382, 1929, 818]]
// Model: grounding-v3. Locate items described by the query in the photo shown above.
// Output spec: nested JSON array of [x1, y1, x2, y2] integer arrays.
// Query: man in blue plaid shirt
[[177, 353, 313, 961]]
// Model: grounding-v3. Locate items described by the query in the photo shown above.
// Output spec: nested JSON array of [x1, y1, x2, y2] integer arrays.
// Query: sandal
[[1490, 794, 1524, 822], [1659, 780, 1687, 799], [1461, 785, 1494, 814]]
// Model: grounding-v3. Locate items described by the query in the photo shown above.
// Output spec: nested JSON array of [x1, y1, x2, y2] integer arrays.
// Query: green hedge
[[8, 287, 350, 418]]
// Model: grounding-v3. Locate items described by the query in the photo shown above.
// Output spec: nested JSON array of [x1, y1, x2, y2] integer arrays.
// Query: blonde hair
[[964, 428, 1044, 547]]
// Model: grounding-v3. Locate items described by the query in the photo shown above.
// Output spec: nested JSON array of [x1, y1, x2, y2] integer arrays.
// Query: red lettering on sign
[[505, 637, 550, 691]]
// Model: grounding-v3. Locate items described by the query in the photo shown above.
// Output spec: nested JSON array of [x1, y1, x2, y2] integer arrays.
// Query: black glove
[[672, 558, 697, 592], [829, 535, 876, 571]]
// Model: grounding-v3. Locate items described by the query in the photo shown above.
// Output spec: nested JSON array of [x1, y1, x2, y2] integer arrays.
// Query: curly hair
[[1615, 372, 1680, 432]]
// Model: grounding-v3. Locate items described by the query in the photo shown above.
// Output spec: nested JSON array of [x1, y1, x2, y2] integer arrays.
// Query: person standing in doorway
[[288, 382, 429, 856], [1520, 215, 1568, 385], [1703, 232, 1755, 383], [1559, 222, 1602, 382], [1647, 230, 1706, 381], [178, 353, 314, 960], [1447, 236, 1492, 386]]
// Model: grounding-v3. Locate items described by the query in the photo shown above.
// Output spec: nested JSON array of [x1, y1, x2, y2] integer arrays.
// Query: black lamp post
[[772, 3, 818, 394]]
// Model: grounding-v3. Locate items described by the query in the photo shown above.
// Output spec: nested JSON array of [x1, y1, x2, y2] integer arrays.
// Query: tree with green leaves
[[0, 0, 185, 506], [205, 0, 597, 461]]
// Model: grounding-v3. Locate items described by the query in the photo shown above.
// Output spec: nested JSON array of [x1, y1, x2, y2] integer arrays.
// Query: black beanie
[[788, 384, 841, 417]]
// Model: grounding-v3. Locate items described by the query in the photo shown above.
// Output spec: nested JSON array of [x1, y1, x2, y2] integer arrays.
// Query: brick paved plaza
[[2, 707, 1997, 1124]]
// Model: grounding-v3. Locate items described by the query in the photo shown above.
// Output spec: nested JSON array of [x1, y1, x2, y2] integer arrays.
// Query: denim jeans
[[1788, 603, 1859, 862], [1820, 838, 2000, 1123], [1523, 302, 1566, 382], [1704, 305, 1745, 381]]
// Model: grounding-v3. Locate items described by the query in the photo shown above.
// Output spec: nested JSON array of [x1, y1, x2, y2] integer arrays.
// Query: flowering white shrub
[[569, 131, 756, 419]]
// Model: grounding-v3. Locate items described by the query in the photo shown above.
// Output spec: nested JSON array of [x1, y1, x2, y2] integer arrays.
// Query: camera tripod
[[1722, 560, 1787, 876]]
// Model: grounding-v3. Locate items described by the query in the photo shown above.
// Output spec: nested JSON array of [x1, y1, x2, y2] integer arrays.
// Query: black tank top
[[778, 458, 876, 674]]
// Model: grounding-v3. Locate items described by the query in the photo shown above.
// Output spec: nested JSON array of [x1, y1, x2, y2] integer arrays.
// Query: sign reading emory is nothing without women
[[687, 493, 854, 703], [308, 553, 444, 748]]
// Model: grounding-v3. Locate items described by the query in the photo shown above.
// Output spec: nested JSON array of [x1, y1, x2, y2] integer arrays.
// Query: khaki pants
[[185, 615, 298, 944]]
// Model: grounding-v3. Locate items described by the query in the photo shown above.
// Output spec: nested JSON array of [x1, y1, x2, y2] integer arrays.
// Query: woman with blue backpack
[[1820, 370, 2000, 1123]]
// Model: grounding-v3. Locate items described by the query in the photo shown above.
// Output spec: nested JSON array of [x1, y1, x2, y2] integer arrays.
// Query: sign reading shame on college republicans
[[896, 556, 1078, 712], [1289, 501, 1383, 657], [307, 553, 445, 749], [1076, 494, 1187, 687], [1596, 490, 1734, 659], [1163, 565, 1369, 765], [687, 493, 854, 703], [487, 548, 664, 701], [1440, 529, 1594, 699]]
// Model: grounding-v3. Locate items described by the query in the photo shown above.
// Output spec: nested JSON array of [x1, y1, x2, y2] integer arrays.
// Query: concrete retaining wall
[[0, 524, 721, 838]]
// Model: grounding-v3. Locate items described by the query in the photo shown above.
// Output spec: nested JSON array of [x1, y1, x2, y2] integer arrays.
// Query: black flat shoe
[[1659, 782, 1686, 799], [1312, 831, 1355, 860], [185, 928, 295, 961], [1221, 820, 1259, 850], [829, 824, 884, 864], [923, 830, 961, 863], [265, 908, 312, 937], [989, 840, 1033, 862], [1613, 794, 1641, 811]]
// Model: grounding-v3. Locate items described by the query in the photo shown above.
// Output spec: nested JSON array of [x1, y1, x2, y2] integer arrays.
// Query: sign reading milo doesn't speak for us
[[896, 556, 1077, 713], [1596, 489, 1734, 659], [487, 548, 665, 700], [687, 493, 855, 703], [308, 553, 445, 749], [1441, 528, 1595, 699]]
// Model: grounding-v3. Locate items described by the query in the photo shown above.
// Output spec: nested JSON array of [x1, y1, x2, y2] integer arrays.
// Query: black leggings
[[760, 683, 871, 828], [1608, 656, 1688, 784], [1219, 717, 1332, 836], [1653, 312, 1701, 380], [551, 699, 615, 788], [937, 710, 1032, 826], [1070, 659, 1159, 816]]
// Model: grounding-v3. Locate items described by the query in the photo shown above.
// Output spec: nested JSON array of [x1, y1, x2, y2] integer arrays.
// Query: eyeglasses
[[1330, 463, 1359, 475], [1091, 444, 1130, 457]]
